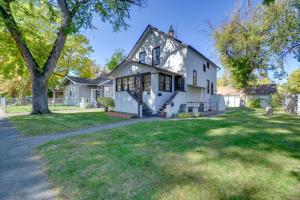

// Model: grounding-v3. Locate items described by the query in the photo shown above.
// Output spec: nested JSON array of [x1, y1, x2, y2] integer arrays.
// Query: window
[[203, 64, 206, 72], [143, 74, 151, 91], [188, 107, 193, 113], [207, 80, 210, 94], [152, 46, 160, 65], [193, 70, 197, 85], [159, 73, 172, 92], [139, 51, 146, 63], [211, 82, 214, 95], [122, 77, 128, 91], [116, 78, 122, 91], [128, 76, 135, 91], [207, 61, 210, 69]]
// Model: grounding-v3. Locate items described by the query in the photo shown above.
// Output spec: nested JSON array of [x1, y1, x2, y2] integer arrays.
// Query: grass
[[10, 112, 127, 136], [37, 108, 300, 200], [6, 105, 80, 113]]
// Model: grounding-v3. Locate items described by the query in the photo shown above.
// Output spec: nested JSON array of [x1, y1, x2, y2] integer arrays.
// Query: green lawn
[[6, 105, 80, 113], [38, 108, 300, 200], [10, 112, 127, 136]]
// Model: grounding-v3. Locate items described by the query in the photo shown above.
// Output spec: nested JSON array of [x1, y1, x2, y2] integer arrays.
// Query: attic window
[[139, 51, 146, 64], [152, 46, 160, 65], [207, 62, 210, 69], [203, 64, 206, 72]]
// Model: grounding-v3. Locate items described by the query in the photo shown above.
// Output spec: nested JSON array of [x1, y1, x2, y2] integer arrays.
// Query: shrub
[[248, 98, 261, 108], [177, 112, 197, 118], [270, 93, 283, 108], [97, 97, 115, 109]]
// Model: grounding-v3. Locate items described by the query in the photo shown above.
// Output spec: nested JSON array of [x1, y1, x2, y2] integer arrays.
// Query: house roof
[[110, 25, 220, 76], [128, 25, 221, 69], [63, 76, 112, 86], [218, 86, 240, 96], [110, 59, 180, 76], [245, 84, 277, 95]]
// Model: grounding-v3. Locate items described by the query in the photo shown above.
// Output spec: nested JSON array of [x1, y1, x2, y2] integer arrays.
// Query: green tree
[[0, 0, 144, 114], [213, 0, 300, 89], [287, 68, 300, 93], [105, 48, 126, 71]]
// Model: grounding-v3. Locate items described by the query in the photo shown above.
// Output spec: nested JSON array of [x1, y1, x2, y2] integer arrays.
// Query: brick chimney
[[168, 25, 175, 37]]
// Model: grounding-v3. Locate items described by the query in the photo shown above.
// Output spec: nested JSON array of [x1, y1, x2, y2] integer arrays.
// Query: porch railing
[[185, 102, 218, 112]]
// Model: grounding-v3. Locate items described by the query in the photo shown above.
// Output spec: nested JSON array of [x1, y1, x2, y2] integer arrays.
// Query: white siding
[[131, 30, 188, 74], [114, 91, 139, 115]]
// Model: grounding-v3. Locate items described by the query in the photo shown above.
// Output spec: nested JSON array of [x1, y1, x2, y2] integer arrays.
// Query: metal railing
[[186, 102, 218, 112]]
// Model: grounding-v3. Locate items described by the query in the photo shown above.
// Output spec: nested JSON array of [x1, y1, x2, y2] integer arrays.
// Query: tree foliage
[[287, 68, 300, 93], [0, 0, 144, 114], [105, 48, 126, 71], [213, 0, 300, 89]]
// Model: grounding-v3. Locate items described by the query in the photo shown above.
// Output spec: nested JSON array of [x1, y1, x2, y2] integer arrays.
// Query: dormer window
[[152, 46, 160, 66], [139, 51, 146, 64]]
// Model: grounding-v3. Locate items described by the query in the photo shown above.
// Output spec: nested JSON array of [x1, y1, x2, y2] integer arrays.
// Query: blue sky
[[83, 0, 299, 81]]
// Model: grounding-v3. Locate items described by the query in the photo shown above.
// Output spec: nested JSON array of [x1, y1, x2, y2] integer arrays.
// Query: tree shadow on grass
[[38, 108, 300, 200]]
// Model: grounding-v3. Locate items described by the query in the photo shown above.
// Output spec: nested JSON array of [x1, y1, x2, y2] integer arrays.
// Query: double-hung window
[[143, 74, 151, 92], [159, 73, 172, 92], [193, 70, 197, 85], [152, 46, 160, 65], [207, 80, 210, 94], [139, 51, 146, 64], [122, 77, 128, 91], [116, 78, 122, 91], [128, 76, 135, 91]]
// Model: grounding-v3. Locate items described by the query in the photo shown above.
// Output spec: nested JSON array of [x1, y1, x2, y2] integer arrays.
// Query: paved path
[[25, 117, 162, 148], [0, 114, 58, 200]]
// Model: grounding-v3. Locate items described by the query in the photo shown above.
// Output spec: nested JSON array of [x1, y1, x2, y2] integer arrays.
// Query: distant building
[[218, 84, 277, 108], [61, 76, 113, 106]]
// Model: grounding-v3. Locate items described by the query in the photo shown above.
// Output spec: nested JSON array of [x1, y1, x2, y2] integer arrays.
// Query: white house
[[218, 84, 277, 108], [62, 76, 113, 107], [109, 25, 225, 117]]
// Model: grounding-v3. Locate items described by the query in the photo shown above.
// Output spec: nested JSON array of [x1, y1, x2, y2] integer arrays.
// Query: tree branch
[[0, 1, 39, 75], [43, 0, 72, 78]]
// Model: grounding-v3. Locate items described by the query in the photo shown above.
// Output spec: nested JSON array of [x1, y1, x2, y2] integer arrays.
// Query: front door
[[175, 75, 184, 91]]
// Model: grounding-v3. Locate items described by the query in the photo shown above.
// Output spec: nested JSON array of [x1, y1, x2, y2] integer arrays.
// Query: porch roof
[[109, 59, 180, 76]]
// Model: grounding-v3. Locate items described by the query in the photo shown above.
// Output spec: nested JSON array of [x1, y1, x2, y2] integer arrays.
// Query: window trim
[[139, 51, 146, 64], [193, 70, 197, 85], [152, 46, 160, 66], [158, 73, 172, 92]]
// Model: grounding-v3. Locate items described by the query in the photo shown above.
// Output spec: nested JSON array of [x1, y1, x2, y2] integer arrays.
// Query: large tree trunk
[[31, 75, 50, 114]]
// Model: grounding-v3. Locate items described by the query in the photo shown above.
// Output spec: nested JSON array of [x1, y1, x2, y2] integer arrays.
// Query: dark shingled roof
[[66, 76, 112, 86], [245, 84, 277, 95]]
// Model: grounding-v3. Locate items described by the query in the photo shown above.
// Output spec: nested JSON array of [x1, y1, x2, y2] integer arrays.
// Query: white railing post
[[0, 97, 6, 113]]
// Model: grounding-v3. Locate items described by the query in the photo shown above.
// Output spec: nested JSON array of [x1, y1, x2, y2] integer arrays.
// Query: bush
[[270, 93, 283, 108], [248, 98, 261, 108], [176, 112, 197, 118], [97, 97, 114, 109]]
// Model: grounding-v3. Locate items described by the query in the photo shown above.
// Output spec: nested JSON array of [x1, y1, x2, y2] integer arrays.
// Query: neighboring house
[[218, 86, 242, 107], [109, 25, 225, 117], [61, 76, 113, 106], [218, 84, 277, 108]]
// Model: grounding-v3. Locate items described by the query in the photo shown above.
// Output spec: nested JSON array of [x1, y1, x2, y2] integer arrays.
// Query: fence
[[2, 97, 95, 113], [284, 94, 299, 115], [185, 102, 218, 113]]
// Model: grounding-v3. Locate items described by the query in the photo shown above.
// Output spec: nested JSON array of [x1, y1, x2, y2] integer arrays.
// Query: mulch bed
[[106, 112, 136, 118]]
